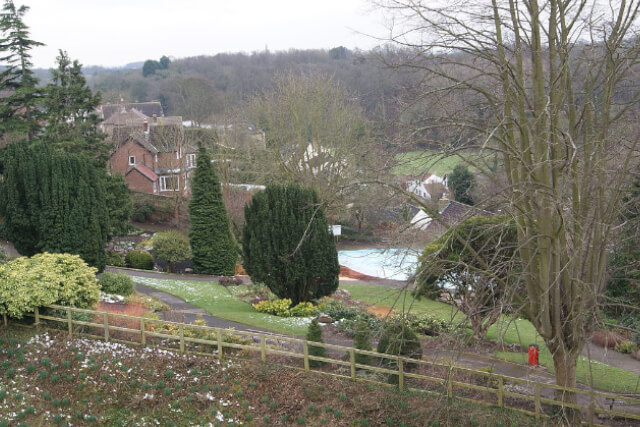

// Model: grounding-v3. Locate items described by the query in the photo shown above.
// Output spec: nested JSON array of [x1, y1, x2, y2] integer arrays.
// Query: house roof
[[126, 164, 158, 182], [102, 108, 148, 126], [110, 120, 184, 155], [423, 200, 491, 232], [101, 102, 163, 121]]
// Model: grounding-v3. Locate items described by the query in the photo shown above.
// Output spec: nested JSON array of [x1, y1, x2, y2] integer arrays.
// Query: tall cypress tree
[[0, 0, 44, 140], [242, 185, 339, 305], [188, 146, 237, 275]]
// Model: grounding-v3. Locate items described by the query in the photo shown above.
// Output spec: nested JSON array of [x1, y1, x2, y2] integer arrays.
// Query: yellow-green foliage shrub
[[0, 253, 100, 318], [252, 299, 317, 317]]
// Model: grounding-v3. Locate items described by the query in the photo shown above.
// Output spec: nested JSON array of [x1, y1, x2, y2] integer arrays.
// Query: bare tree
[[378, 0, 640, 420]]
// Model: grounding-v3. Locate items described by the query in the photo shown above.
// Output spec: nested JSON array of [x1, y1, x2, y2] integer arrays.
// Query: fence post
[[447, 370, 453, 398], [179, 324, 185, 353], [140, 318, 146, 346], [303, 342, 309, 371], [103, 313, 109, 342], [216, 329, 223, 360], [67, 308, 72, 337], [497, 376, 504, 408], [260, 337, 266, 363], [34, 307, 39, 327], [589, 391, 595, 426], [350, 349, 356, 381], [534, 384, 541, 419], [398, 357, 404, 391]]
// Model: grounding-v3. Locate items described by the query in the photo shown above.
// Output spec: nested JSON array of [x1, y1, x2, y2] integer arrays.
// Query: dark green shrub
[[353, 321, 372, 365], [125, 250, 154, 270], [243, 185, 339, 305], [105, 251, 125, 267], [306, 319, 327, 368], [377, 321, 422, 384], [98, 272, 134, 296]]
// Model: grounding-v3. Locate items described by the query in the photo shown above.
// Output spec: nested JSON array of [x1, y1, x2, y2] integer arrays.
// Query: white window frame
[[159, 175, 179, 192], [128, 156, 136, 165], [186, 153, 197, 168]]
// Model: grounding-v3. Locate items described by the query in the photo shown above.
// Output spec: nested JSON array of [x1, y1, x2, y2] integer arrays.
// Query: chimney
[[143, 119, 149, 133], [152, 114, 157, 123]]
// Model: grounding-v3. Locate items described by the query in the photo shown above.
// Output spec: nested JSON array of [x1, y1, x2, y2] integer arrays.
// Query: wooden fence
[[21, 304, 640, 426]]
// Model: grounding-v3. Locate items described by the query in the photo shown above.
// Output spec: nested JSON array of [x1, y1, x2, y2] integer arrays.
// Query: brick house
[[106, 105, 197, 195]]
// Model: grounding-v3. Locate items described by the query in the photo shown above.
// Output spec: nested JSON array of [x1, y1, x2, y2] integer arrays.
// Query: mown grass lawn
[[132, 276, 311, 337], [393, 150, 491, 176], [0, 326, 542, 427], [343, 283, 640, 394]]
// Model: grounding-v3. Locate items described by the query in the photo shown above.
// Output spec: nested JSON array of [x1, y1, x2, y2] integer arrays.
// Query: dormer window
[[128, 156, 136, 165]]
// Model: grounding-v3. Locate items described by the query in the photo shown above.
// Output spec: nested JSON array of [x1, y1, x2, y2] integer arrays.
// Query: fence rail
[[18, 304, 640, 426]]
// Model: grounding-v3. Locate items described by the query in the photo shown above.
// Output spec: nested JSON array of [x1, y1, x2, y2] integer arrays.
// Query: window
[[159, 175, 179, 191], [128, 156, 135, 165], [186, 153, 197, 168]]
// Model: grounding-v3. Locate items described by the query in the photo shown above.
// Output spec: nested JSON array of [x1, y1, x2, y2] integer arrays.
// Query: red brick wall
[[109, 140, 156, 175], [156, 152, 182, 171], [125, 169, 155, 194]]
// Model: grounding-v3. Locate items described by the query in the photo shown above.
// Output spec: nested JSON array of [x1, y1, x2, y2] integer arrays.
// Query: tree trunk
[[551, 346, 581, 424], [3, 313, 6, 327]]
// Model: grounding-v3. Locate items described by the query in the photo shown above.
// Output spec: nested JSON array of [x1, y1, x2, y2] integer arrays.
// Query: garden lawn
[[392, 150, 489, 176], [131, 277, 311, 336], [342, 283, 640, 393]]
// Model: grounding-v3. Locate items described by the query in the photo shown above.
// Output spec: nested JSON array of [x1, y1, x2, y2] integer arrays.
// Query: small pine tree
[[188, 146, 237, 275], [353, 320, 372, 365], [377, 321, 423, 385], [306, 319, 327, 368]]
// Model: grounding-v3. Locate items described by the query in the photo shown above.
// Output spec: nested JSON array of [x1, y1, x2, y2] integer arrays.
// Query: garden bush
[[98, 272, 134, 296], [0, 253, 100, 319], [377, 320, 423, 384], [307, 319, 327, 367], [390, 313, 451, 336], [125, 250, 154, 270], [353, 320, 372, 365], [252, 299, 316, 317], [105, 251, 125, 267], [615, 340, 638, 354], [152, 231, 191, 272]]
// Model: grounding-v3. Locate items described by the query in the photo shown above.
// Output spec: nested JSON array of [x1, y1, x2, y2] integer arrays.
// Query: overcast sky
[[23, 0, 386, 69]]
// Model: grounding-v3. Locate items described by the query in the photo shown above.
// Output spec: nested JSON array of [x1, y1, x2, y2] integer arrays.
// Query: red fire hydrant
[[528, 344, 539, 366]]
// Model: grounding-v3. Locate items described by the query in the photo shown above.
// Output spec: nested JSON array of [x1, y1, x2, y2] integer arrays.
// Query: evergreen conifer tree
[[0, 0, 43, 140], [42, 50, 111, 163], [306, 318, 327, 368], [0, 142, 109, 270], [243, 185, 339, 305], [188, 146, 237, 275]]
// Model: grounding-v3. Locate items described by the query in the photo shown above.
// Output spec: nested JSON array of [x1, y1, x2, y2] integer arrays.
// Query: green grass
[[342, 283, 640, 393], [497, 351, 640, 394], [132, 277, 311, 336], [393, 150, 488, 176]]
